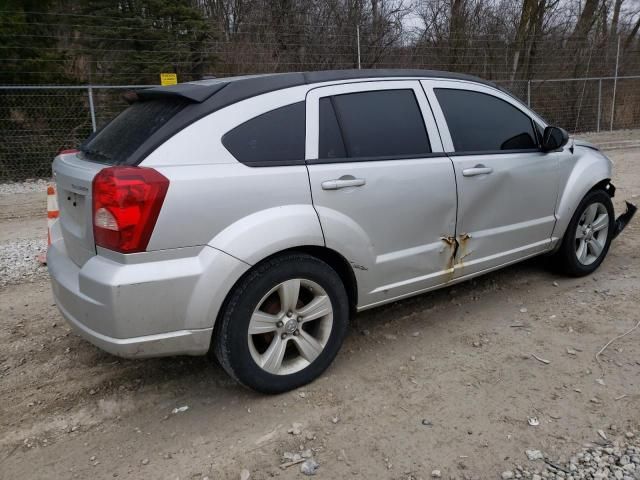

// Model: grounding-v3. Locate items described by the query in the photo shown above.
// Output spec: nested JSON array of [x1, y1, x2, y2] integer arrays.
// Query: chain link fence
[[1, 75, 639, 182], [497, 76, 640, 134]]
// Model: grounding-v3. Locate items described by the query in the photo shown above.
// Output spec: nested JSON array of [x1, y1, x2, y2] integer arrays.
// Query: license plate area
[[59, 189, 87, 236]]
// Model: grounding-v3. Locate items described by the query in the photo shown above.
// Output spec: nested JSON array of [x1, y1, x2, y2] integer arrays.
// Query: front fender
[[208, 205, 325, 265], [552, 147, 613, 241]]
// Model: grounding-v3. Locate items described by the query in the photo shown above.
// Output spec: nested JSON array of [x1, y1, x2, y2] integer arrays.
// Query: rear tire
[[552, 189, 614, 277], [213, 252, 349, 394]]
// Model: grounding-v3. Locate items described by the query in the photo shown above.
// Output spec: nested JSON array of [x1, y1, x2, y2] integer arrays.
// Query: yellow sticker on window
[[160, 73, 178, 86]]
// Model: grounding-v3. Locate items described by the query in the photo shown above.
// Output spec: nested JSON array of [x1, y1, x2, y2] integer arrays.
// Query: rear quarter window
[[222, 101, 305, 166], [80, 98, 189, 165]]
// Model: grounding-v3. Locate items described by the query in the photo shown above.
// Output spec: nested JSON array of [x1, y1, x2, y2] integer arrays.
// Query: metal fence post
[[610, 36, 620, 131], [597, 78, 602, 133], [88, 86, 97, 132], [356, 25, 361, 70], [527, 80, 531, 107]]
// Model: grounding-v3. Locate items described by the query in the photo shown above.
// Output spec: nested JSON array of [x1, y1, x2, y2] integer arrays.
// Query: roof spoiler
[[125, 82, 229, 104]]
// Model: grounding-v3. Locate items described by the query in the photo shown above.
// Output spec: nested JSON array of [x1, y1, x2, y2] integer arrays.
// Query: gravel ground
[[0, 238, 47, 288], [502, 433, 640, 480], [0, 179, 48, 287], [0, 178, 51, 195]]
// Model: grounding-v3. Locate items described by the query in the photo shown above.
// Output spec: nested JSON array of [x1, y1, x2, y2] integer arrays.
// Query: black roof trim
[[301, 68, 488, 86], [136, 69, 497, 105], [136, 81, 228, 103]]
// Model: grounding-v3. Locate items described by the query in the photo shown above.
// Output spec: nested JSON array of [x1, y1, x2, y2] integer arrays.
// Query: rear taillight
[[92, 166, 169, 253]]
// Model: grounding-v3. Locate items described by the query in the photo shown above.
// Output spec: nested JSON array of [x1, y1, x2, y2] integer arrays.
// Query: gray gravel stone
[[526, 450, 545, 461], [505, 434, 639, 480], [0, 179, 49, 195], [300, 458, 319, 476], [0, 238, 48, 288]]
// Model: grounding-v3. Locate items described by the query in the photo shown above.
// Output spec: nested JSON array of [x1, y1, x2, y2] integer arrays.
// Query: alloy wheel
[[575, 202, 609, 265], [247, 278, 333, 375]]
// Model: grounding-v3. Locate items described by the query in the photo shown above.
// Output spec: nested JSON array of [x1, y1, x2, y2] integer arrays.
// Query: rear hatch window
[[80, 97, 188, 165]]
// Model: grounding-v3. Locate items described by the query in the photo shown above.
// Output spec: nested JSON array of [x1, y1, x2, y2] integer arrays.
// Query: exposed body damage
[[440, 235, 457, 272], [440, 233, 472, 277], [457, 233, 473, 264]]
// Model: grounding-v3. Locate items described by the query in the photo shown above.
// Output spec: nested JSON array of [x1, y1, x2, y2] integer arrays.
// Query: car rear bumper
[[54, 295, 213, 358], [47, 222, 249, 358]]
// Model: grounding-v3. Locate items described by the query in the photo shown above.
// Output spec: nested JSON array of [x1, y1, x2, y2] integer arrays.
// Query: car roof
[[136, 69, 498, 105]]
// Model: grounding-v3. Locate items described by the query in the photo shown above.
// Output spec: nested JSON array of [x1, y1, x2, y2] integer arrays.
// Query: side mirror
[[541, 126, 569, 152]]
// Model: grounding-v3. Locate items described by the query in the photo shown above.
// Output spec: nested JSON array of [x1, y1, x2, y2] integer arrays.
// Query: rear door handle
[[462, 164, 493, 177], [321, 178, 366, 190]]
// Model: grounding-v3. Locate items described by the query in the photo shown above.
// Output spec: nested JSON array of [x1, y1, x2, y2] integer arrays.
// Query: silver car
[[48, 70, 636, 393]]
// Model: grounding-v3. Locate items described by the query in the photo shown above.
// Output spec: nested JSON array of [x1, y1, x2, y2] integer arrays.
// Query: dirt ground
[[1, 131, 639, 480]]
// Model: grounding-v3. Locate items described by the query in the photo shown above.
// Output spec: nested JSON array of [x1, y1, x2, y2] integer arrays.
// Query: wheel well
[[218, 246, 358, 321], [211, 245, 359, 353], [290, 246, 358, 316], [590, 178, 614, 197]]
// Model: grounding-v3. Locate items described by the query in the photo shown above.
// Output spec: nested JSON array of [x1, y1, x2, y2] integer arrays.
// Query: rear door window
[[80, 98, 188, 165], [222, 101, 305, 166], [319, 89, 431, 160], [434, 88, 538, 152]]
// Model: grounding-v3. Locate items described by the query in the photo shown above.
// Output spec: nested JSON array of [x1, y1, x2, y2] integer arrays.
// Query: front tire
[[213, 252, 349, 394], [553, 189, 614, 277]]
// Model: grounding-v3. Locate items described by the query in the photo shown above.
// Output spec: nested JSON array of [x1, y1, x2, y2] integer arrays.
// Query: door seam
[[304, 161, 327, 247]]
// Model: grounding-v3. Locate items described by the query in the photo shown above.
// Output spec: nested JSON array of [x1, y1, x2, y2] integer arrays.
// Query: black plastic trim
[[136, 82, 228, 103], [446, 148, 542, 156], [612, 201, 637, 239], [241, 159, 307, 168], [306, 152, 447, 165], [237, 152, 450, 167], [605, 182, 616, 197]]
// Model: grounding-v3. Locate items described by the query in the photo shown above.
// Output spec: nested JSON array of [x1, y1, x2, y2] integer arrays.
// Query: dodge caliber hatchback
[[48, 69, 636, 393]]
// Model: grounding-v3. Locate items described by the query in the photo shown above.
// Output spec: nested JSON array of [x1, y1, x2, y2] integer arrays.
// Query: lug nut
[[293, 330, 299, 336], [297, 316, 303, 323], [287, 311, 293, 317], [281, 333, 287, 339], [277, 321, 283, 328]]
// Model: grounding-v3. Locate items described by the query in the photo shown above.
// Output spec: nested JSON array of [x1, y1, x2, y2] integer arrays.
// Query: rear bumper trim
[[54, 295, 212, 358], [47, 232, 220, 358]]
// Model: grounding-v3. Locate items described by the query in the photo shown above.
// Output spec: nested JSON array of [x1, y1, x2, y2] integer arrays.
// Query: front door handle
[[462, 164, 493, 177], [321, 177, 366, 190]]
